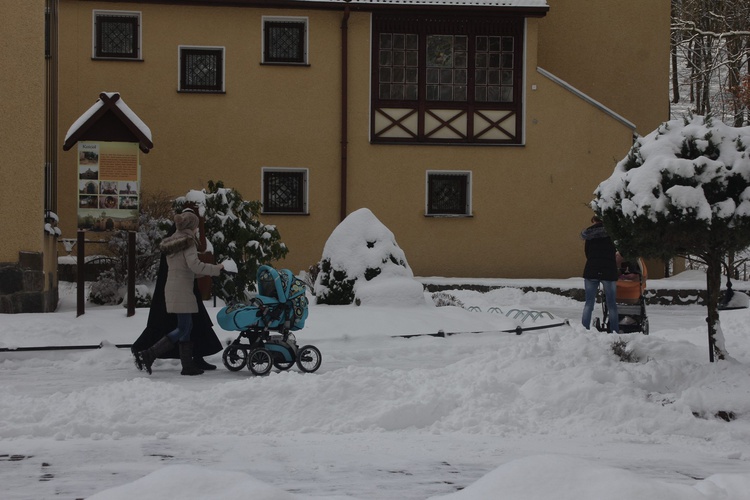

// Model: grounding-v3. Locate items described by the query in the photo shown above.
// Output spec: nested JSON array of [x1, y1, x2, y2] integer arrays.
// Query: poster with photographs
[[77, 141, 140, 231]]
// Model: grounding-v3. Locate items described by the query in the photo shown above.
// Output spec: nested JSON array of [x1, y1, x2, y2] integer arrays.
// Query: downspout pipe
[[340, 1, 351, 222]]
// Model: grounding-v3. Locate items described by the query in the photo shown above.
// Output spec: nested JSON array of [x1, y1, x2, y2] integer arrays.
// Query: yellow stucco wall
[[341, 16, 635, 278], [57, 1, 667, 279], [538, 0, 671, 135], [58, 2, 343, 267], [0, 0, 46, 262]]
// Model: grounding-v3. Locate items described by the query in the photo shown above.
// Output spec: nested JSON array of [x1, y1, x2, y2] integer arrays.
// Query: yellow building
[[1, 0, 670, 312], [0, 0, 59, 313]]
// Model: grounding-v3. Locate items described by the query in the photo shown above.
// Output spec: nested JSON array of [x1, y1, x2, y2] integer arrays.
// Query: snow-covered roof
[[298, 0, 547, 5], [181, 0, 549, 6], [63, 92, 153, 153]]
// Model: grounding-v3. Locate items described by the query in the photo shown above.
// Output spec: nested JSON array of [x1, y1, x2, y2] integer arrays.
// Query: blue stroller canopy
[[258, 265, 297, 303], [218, 265, 309, 332]]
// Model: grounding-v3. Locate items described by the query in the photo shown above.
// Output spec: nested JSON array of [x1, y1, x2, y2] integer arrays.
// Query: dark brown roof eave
[[63, 93, 154, 154], [84, 0, 548, 16]]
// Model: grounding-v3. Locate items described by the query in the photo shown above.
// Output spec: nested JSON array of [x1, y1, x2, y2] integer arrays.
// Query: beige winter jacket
[[160, 229, 222, 314]]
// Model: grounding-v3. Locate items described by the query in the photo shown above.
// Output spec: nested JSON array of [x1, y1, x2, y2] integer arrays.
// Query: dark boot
[[193, 356, 216, 370], [135, 336, 174, 375], [179, 341, 204, 376]]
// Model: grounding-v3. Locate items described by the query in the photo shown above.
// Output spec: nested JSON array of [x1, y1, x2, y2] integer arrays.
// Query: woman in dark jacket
[[581, 216, 619, 333]]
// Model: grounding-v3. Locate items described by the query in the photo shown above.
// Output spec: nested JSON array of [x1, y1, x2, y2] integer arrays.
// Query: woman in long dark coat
[[131, 217, 224, 372]]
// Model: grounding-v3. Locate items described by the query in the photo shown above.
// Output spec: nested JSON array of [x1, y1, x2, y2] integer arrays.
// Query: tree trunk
[[689, 40, 696, 104], [705, 250, 727, 362], [727, 38, 744, 127], [700, 39, 712, 116], [671, 21, 680, 104]]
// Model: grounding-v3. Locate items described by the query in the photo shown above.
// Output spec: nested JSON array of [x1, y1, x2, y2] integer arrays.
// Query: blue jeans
[[582, 279, 618, 333], [167, 313, 193, 343]]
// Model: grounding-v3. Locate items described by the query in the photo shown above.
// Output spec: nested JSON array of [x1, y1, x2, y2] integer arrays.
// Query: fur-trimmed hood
[[159, 229, 197, 256]]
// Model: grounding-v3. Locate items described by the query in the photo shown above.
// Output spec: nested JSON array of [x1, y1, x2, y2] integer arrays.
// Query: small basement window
[[426, 171, 472, 216]]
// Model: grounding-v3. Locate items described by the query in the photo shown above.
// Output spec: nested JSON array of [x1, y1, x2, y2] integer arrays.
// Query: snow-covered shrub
[[175, 180, 289, 304], [611, 339, 639, 363], [316, 259, 356, 305], [88, 270, 122, 305], [431, 292, 465, 308], [122, 284, 152, 309], [88, 193, 171, 306], [314, 208, 425, 306]]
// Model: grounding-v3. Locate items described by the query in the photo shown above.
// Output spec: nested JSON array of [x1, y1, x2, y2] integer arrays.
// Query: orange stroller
[[595, 257, 649, 335]]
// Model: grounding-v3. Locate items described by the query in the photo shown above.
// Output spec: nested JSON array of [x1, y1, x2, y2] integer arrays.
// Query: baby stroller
[[217, 265, 321, 375], [595, 257, 649, 335]]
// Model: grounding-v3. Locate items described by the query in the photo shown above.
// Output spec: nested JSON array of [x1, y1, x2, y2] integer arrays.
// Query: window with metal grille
[[93, 11, 140, 59], [263, 169, 308, 214], [179, 47, 224, 93], [426, 171, 471, 216], [263, 18, 307, 64]]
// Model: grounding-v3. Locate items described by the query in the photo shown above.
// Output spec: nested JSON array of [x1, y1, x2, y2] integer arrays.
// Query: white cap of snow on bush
[[593, 115, 750, 223], [183, 189, 208, 217], [314, 208, 426, 307], [220, 258, 238, 274]]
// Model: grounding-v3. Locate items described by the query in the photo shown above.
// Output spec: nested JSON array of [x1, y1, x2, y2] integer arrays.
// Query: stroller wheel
[[222, 345, 247, 372], [248, 348, 273, 376], [296, 345, 322, 373]]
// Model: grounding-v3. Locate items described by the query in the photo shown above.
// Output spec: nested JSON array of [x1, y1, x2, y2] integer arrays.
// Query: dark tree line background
[[671, 0, 750, 125], [670, 1, 750, 286]]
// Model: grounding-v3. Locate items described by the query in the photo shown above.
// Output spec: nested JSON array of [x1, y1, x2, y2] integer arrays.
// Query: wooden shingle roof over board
[[63, 92, 154, 154]]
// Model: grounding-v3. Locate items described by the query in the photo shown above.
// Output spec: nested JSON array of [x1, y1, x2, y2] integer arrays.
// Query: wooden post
[[127, 231, 135, 317], [76, 230, 85, 317]]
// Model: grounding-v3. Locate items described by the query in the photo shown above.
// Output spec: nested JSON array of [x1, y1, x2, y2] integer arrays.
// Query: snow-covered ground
[[2, 274, 750, 500]]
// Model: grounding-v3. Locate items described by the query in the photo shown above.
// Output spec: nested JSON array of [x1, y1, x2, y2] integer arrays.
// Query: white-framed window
[[92, 10, 142, 60], [262, 16, 309, 65], [178, 46, 225, 93], [262, 168, 309, 214], [425, 170, 472, 216]]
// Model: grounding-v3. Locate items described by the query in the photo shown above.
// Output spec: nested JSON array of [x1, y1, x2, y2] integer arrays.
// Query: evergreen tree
[[176, 180, 288, 304], [593, 115, 750, 361]]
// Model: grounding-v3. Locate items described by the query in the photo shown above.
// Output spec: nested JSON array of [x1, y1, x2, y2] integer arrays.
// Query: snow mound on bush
[[314, 208, 425, 306]]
